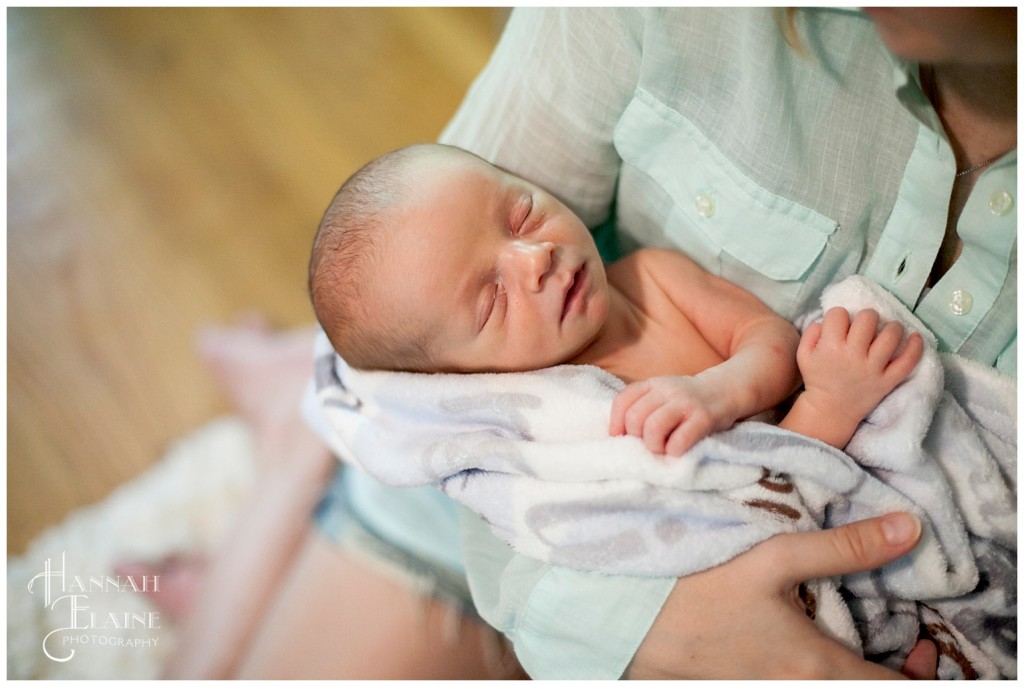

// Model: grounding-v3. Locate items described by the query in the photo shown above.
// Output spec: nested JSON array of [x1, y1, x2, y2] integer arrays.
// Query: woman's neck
[[922, 60, 1016, 285], [926, 62, 1017, 167]]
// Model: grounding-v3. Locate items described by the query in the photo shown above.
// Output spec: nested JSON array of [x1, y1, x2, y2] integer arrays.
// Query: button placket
[[988, 189, 1014, 216], [694, 192, 715, 218], [948, 289, 974, 316]]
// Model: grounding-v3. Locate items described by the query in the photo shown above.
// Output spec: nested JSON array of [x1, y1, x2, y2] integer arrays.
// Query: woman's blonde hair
[[773, 8, 807, 57]]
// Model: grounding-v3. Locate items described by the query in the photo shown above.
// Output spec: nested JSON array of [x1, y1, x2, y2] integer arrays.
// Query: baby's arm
[[610, 248, 801, 456], [779, 307, 923, 449]]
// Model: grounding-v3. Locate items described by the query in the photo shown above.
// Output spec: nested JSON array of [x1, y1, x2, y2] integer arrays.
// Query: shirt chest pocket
[[613, 90, 838, 293]]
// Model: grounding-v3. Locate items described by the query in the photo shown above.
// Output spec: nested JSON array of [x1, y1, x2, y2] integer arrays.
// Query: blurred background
[[8, 7, 504, 556]]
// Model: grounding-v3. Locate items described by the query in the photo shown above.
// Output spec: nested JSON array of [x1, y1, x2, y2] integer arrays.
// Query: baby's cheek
[[526, 338, 567, 370]]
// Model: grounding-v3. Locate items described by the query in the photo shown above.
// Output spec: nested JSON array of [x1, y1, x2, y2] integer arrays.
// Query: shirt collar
[[875, 27, 947, 135]]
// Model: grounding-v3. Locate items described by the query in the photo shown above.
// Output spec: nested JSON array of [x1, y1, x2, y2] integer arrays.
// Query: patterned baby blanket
[[312, 276, 1016, 679]]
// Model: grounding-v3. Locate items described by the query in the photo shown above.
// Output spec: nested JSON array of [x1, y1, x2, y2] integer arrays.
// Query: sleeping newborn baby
[[308, 143, 922, 454], [308, 144, 1012, 679]]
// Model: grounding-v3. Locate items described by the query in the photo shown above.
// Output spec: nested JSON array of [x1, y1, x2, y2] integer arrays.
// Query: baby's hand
[[797, 307, 924, 426], [610, 376, 731, 457]]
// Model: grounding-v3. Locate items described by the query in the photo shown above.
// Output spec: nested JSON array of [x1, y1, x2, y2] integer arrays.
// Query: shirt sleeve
[[439, 5, 1016, 679], [439, 7, 643, 228], [460, 506, 674, 679]]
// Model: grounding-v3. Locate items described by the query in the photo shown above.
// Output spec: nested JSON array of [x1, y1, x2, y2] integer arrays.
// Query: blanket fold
[[314, 275, 1016, 679]]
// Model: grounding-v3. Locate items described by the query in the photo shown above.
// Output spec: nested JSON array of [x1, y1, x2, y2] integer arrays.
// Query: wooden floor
[[7, 7, 502, 555]]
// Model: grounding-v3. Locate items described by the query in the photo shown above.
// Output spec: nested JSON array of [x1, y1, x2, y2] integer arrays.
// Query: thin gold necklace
[[955, 146, 1016, 177]]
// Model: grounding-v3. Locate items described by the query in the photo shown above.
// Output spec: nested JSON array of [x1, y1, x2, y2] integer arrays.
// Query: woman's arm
[[440, 8, 642, 227], [462, 506, 934, 679]]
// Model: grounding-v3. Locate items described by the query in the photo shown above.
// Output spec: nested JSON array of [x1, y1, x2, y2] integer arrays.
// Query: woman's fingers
[[759, 513, 922, 588], [902, 639, 939, 679]]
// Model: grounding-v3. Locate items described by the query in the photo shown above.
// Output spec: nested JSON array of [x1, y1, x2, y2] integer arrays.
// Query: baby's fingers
[[867, 321, 906, 367], [641, 405, 686, 454], [884, 332, 924, 383], [848, 309, 881, 353], [819, 307, 851, 344], [610, 381, 650, 436], [613, 382, 670, 439], [664, 412, 714, 457], [797, 322, 823, 368], [798, 321, 823, 352]]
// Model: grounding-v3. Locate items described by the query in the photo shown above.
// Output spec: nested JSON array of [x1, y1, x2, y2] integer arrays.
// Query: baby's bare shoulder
[[612, 247, 706, 283], [608, 249, 712, 311]]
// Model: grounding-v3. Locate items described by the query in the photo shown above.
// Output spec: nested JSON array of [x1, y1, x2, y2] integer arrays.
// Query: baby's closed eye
[[510, 193, 534, 235]]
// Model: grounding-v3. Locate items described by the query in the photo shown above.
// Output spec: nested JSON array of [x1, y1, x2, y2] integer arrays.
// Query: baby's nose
[[501, 239, 556, 292]]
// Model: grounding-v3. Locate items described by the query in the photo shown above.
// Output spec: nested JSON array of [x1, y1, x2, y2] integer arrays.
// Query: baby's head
[[309, 143, 610, 373], [309, 145, 436, 372]]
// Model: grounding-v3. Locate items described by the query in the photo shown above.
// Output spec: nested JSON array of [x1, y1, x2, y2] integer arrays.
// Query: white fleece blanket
[[313, 276, 1016, 679]]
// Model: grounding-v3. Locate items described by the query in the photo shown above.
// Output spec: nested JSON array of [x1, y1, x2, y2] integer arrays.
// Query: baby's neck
[[567, 265, 726, 383], [568, 286, 646, 381]]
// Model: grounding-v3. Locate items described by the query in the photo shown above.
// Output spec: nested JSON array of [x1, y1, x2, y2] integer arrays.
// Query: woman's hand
[[626, 512, 937, 679]]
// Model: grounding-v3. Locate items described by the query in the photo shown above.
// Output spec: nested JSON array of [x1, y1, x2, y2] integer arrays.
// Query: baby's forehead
[[396, 156, 503, 220], [404, 146, 494, 180]]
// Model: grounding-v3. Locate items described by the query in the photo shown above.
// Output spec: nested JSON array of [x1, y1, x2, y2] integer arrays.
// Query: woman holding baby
[[164, 7, 1014, 679]]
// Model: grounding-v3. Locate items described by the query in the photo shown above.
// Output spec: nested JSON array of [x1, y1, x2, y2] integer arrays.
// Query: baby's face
[[372, 151, 610, 373]]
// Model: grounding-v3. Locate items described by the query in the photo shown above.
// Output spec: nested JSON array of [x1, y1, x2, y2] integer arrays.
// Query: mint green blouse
[[351, 7, 1016, 679], [434, 7, 1017, 678]]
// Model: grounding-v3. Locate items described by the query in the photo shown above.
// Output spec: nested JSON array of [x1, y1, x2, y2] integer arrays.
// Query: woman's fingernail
[[881, 513, 921, 545]]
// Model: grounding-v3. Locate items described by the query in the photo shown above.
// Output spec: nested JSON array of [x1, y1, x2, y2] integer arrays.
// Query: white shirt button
[[989, 189, 1014, 216], [695, 192, 715, 218], [949, 289, 974, 316]]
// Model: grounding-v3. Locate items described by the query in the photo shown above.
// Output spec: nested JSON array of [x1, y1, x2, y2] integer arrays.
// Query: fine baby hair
[[309, 144, 468, 372]]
